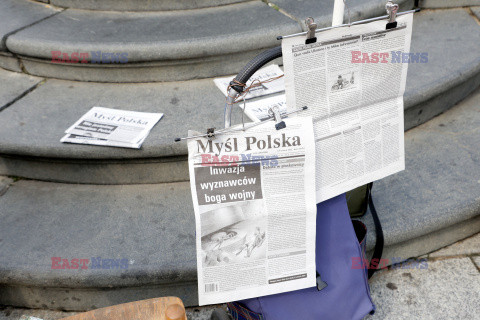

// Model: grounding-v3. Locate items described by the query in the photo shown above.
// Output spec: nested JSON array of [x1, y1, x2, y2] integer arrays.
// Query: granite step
[[0, 0, 414, 82], [35, 0, 250, 11], [0, 8, 479, 184], [0, 85, 479, 311]]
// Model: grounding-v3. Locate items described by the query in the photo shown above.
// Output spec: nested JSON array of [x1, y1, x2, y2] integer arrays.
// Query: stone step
[[1, 86, 479, 310], [0, 8, 479, 184], [36, 0, 250, 11], [0, 0, 414, 82]]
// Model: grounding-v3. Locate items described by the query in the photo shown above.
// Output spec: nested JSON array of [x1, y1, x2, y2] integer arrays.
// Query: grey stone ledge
[[418, 0, 480, 8], [0, 176, 14, 196], [48, 0, 250, 11], [360, 87, 480, 254], [0, 68, 43, 111], [5, 2, 300, 63], [1, 0, 417, 82], [269, 0, 414, 28], [0, 0, 61, 52]]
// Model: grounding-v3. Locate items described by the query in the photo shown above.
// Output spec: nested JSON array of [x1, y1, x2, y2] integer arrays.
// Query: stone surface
[[6, 2, 299, 63], [404, 8, 480, 129], [269, 0, 414, 28], [49, 0, 249, 11], [429, 233, 480, 258], [0, 180, 199, 308], [18, 49, 272, 83], [419, 0, 480, 8], [473, 256, 480, 269], [0, 0, 60, 51], [0, 76, 234, 160], [0, 176, 13, 196], [365, 258, 480, 319], [0, 69, 42, 111], [367, 215, 480, 265], [0, 52, 22, 73], [472, 6, 480, 19], [360, 86, 480, 255]]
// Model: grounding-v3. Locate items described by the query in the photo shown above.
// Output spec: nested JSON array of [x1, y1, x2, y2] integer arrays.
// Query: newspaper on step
[[61, 107, 163, 149], [281, 13, 413, 202], [241, 94, 288, 122], [214, 64, 285, 100], [188, 116, 317, 305]]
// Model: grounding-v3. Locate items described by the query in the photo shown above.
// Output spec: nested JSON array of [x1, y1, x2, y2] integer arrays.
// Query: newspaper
[[60, 133, 147, 149], [282, 13, 413, 202], [241, 94, 288, 122], [61, 107, 163, 148], [188, 117, 317, 305], [214, 64, 284, 100]]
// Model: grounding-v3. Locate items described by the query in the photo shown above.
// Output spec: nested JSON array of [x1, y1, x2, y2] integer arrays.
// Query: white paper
[[282, 13, 413, 202], [188, 117, 317, 305], [65, 107, 163, 145], [214, 64, 285, 99], [241, 94, 288, 122], [60, 133, 147, 149]]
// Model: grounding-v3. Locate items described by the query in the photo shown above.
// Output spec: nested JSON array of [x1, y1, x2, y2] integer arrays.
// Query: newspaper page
[[64, 107, 163, 145], [214, 64, 284, 100], [187, 117, 317, 305], [282, 13, 413, 202], [60, 133, 147, 149], [242, 94, 288, 122]]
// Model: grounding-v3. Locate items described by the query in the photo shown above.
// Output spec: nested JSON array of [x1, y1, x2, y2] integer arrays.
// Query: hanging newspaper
[[188, 117, 317, 305], [282, 13, 413, 202]]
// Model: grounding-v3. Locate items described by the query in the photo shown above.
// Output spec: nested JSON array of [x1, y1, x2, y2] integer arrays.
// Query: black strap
[[367, 191, 384, 279]]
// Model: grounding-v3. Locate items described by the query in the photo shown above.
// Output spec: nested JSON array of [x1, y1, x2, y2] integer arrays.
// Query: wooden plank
[[60, 297, 186, 320]]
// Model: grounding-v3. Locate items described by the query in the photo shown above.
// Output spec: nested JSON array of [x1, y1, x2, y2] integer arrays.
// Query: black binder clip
[[206, 127, 216, 140], [386, 1, 399, 30], [305, 17, 317, 44]]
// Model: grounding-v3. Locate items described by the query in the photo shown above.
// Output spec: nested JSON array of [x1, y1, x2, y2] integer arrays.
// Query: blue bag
[[227, 194, 375, 320]]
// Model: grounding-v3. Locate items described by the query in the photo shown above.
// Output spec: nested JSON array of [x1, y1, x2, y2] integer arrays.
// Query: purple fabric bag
[[228, 194, 375, 320]]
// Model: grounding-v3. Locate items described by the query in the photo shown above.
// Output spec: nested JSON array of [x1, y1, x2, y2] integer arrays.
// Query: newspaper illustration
[[214, 64, 285, 100], [282, 13, 413, 202], [241, 94, 288, 122], [188, 117, 317, 305], [62, 107, 163, 148]]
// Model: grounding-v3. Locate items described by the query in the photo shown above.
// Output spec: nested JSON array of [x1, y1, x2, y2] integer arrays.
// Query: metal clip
[[268, 106, 286, 130], [206, 127, 215, 140], [305, 17, 317, 44], [385, 1, 399, 29]]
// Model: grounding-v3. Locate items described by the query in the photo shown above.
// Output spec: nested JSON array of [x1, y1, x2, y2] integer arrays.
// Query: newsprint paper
[[187, 117, 317, 305], [61, 107, 163, 148], [282, 13, 413, 202]]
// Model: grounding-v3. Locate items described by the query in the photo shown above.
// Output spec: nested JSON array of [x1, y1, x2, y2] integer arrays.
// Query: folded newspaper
[[188, 116, 317, 305], [242, 94, 288, 122], [61, 107, 163, 149], [282, 13, 413, 202]]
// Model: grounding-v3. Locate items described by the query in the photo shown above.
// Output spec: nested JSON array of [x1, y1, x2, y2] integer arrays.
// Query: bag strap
[[367, 188, 384, 279]]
